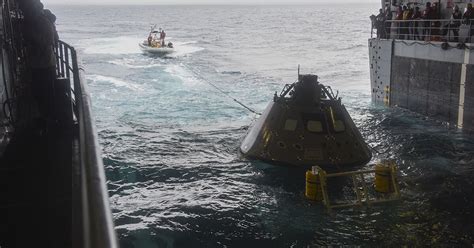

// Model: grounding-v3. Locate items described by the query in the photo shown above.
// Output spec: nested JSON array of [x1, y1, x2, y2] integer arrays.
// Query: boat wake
[[164, 41, 204, 57], [163, 64, 203, 87], [108, 57, 164, 69], [80, 36, 141, 55], [88, 74, 144, 91], [78, 36, 204, 57]]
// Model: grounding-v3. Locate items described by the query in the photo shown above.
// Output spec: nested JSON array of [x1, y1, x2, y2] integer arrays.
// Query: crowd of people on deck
[[371, 2, 474, 42], [18, 0, 59, 129]]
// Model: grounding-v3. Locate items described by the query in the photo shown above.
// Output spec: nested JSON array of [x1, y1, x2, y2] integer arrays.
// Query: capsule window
[[284, 119, 298, 131], [307, 121, 323, 133], [333, 120, 345, 132]]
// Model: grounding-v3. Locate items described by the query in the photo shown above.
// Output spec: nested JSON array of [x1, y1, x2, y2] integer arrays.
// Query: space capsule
[[240, 74, 372, 168]]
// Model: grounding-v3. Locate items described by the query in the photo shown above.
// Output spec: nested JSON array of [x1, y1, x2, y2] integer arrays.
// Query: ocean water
[[50, 4, 474, 247]]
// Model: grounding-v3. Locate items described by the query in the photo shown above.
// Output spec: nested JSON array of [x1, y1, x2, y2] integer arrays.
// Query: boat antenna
[[298, 64, 300, 77]]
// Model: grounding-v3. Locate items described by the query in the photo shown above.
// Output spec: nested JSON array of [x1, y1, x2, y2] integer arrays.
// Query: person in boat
[[167, 42, 173, 48], [160, 30, 166, 47], [147, 33, 153, 46]]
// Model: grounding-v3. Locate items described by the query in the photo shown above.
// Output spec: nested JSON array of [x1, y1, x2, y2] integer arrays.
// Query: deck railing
[[371, 18, 473, 43], [55, 40, 118, 248]]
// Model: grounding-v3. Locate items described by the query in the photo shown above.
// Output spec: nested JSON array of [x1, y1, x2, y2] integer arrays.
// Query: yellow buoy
[[374, 163, 393, 193], [305, 167, 322, 201]]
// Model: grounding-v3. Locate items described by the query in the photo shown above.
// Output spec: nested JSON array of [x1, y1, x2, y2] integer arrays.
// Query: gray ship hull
[[369, 38, 474, 131]]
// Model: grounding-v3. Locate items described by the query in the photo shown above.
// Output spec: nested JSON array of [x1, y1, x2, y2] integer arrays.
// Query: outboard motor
[[240, 74, 372, 168]]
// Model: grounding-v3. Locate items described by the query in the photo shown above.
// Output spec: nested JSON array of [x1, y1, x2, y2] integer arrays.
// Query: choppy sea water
[[50, 4, 474, 247]]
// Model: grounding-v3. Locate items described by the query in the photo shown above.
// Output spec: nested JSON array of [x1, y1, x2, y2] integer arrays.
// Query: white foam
[[79, 36, 141, 55], [177, 40, 198, 45], [108, 58, 163, 69], [166, 41, 204, 57], [164, 64, 201, 86], [115, 222, 149, 231], [88, 74, 144, 91]]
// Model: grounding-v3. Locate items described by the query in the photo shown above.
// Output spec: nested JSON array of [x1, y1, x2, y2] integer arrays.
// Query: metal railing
[[371, 19, 473, 43], [55, 40, 118, 248], [313, 162, 401, 210]]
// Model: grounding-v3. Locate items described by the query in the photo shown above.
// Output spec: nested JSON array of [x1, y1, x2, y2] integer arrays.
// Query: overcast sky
[[42, 0, 379, 5]]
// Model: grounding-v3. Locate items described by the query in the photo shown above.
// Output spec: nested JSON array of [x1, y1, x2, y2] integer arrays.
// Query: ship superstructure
[[369, 0, 474, 131]]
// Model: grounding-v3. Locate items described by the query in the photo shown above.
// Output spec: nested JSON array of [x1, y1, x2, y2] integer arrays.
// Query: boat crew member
[[153, 32, 159, 47], [148, 33, 153, 46], [160, 30, 166, 46]]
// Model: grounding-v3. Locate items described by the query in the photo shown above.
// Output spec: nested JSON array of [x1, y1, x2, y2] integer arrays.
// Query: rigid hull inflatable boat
[[240, 74, 372, 168], [139, 26, 174, 55], [139, 42, 174, 54]]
